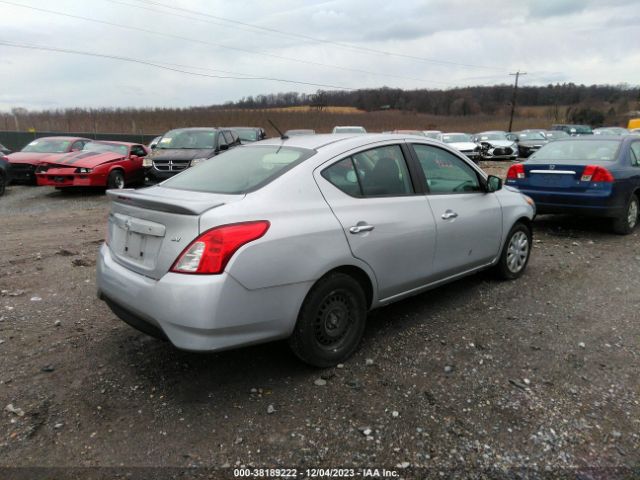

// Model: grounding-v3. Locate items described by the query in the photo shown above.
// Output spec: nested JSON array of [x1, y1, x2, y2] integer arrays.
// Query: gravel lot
[[1, 162, 639, 479]]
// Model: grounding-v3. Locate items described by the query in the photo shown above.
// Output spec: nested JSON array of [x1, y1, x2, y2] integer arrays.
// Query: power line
[[0, 40, 355, 90], [126, 0, 505, 71], [0, 0, 456, 87]]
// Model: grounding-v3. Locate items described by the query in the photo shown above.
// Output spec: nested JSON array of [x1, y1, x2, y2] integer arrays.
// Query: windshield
[[235, 129, 258, 142], [517, 132, 546, 141], [477, 132, 508, 141], [442, 133, 472, 143], [82, 142, 128, 155], [22, 138, 71, 153], [161, 146, 315, 194], [531, 140, 621, 163], [157, 129, 217, 149], [544, 130, 569, 139]]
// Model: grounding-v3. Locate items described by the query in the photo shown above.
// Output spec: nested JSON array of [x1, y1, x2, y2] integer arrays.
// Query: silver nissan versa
[[97, 134, 535, 367]]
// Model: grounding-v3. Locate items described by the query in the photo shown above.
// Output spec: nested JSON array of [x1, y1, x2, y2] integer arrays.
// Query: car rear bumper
[[96, 244, 310, 351], [514, 187, 622, 217], [36, 172, 107, 188]]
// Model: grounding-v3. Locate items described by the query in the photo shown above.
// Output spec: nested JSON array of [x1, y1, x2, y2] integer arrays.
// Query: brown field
[[4, 107, 560, 137]]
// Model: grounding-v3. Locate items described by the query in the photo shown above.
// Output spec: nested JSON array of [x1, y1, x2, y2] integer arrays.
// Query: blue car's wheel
[[612, 194, 639, 235]]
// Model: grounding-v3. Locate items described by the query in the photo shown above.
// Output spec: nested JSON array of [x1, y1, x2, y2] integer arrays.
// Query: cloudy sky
[[0, 0, 638, 110]]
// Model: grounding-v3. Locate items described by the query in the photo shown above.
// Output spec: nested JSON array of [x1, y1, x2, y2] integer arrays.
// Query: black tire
[[0, 172, 5, 196], [107, 170, 125, 189], [289, 273, 367, 368], [612, 194, 639, 235], [494, 222, 532, 280]]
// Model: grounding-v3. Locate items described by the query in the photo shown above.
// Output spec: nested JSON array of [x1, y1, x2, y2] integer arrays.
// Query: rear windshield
[[161, 145, 315, 194], [531, 140, 621, 163], [22, 138, 71, 153], [442, 133, 472, 143]]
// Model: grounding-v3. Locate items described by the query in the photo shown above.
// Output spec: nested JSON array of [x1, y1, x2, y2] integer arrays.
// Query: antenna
[[268, 119, 289, 140]]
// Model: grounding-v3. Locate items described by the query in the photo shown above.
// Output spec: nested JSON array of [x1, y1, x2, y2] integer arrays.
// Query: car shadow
[[99, 270, 493, 406], [533, 213, 615, 237]]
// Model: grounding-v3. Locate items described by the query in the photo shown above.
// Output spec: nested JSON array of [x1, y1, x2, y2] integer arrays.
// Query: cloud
[[0, 0, 638, 110]]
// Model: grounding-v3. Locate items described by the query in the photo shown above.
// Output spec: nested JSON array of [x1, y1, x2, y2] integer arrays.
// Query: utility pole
[[508, 71, 526, 132]]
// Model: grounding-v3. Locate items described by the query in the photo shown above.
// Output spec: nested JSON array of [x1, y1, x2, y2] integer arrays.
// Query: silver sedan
[[97, 134, 535, 367]]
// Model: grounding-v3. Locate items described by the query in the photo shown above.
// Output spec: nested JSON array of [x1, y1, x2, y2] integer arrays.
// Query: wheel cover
[[627, 198, 638, 229], [314, 290, 355, 350], [506, 231, 529, 273], [114, 174, 124, 189]]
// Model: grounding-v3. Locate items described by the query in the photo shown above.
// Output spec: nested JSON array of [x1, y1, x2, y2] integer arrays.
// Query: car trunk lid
[[106, 187, 244, 279], [523, 163, 588, 191]]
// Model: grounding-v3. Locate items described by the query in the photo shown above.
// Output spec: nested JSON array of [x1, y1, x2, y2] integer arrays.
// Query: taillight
[[581, 165, 614, 182], [170, 221, 270, 274], [506, 163, 525, 180]]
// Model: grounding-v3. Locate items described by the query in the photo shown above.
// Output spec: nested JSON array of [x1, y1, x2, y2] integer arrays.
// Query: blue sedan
[[505, 136, 640, 234]]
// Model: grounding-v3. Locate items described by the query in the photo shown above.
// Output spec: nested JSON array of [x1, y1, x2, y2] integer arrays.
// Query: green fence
[[0, 130, 161, 152]]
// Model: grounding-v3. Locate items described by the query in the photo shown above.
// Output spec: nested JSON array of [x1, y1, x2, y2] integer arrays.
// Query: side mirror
[[219, 144, 229, 151], [150, 144, 157, 150], [129, 154, 138, 161], [486, 175, 502, 192]]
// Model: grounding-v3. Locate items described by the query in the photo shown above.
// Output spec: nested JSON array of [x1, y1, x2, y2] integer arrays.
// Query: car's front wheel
[[289, 273, 367, 368], [107, 170, 125, 189], [495, 222, 532, 280]]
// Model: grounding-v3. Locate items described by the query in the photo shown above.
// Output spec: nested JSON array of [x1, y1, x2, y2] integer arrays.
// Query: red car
[[36, 141, 149, 189], [7, 136, 90, 184]]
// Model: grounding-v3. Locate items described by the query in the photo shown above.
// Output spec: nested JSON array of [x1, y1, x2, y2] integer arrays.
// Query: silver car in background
[[97, 134, 535, 367]]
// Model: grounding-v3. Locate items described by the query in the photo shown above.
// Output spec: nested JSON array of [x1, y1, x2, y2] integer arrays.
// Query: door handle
[[349, 224, 375, 234], [441, 210, 458, 220]]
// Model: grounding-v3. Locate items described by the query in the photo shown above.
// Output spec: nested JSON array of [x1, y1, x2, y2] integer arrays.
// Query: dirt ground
[[0, 162, 639, 479]]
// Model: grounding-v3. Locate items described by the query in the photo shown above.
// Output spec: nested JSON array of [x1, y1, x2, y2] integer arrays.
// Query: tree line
[[227, 83, 639, 117]]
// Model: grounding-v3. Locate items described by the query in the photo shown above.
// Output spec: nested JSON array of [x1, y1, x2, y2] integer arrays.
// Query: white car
[[441, 133, 481, 162], [474, 131, 518, 160], [423, 130, 442, 140]]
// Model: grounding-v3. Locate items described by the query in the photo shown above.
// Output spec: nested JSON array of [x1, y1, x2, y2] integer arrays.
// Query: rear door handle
[[349, 224, 375, 234], [441, 210, 458, 220]]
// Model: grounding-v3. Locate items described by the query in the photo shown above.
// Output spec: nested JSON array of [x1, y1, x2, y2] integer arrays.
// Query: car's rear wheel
[[0, 172, 6, 196], [107, 170, 125, 189], [289, 273, 367, 368], [494, 222, 532, 280], [612, 194, 639, 235]]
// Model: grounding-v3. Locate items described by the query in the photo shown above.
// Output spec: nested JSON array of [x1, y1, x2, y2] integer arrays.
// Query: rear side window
[[161, 145, 314, 194], [412, 144, 481, 194], [322, 158, 361, 197], [322, 145, 413, 197], [353, 145, 412, 196]]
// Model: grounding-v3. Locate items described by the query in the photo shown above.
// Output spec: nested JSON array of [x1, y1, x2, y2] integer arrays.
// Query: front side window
[[412, 144, 481, 194]]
